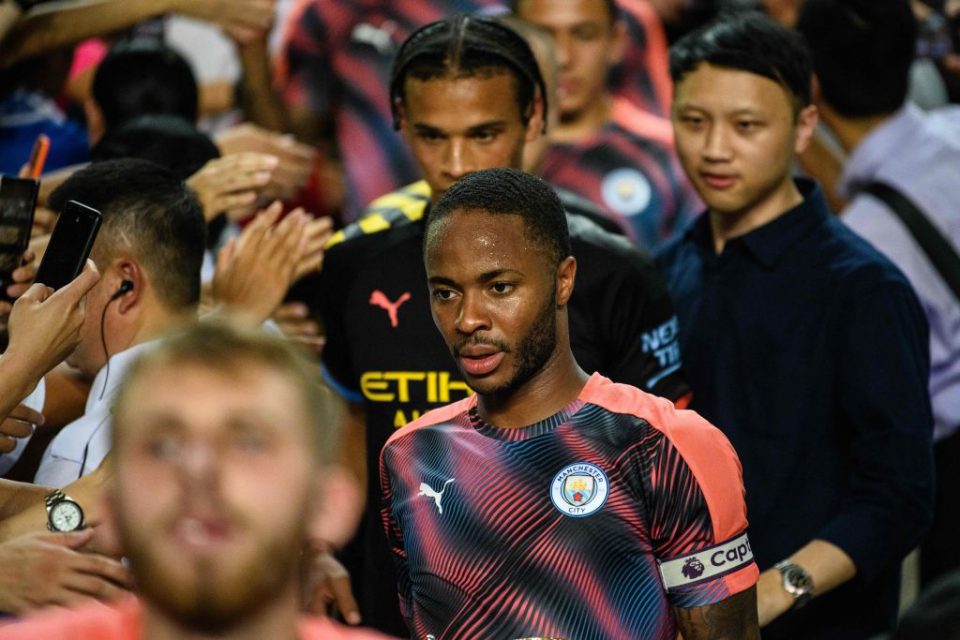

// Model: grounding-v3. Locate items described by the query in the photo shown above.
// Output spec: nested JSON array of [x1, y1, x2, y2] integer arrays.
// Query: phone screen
[[0, 176, 39, 280], [34, 200, 102, 290]]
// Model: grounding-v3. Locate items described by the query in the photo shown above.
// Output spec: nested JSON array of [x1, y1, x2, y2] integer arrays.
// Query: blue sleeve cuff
[[321, 366, 365, 404]]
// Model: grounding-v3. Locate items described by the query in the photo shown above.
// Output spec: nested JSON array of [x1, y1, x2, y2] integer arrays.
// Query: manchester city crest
[[550, 462, 609, 517], [601, 167, 652, 217]]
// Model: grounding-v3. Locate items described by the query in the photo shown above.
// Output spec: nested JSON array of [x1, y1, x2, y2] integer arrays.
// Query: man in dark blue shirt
[[656, 12, 934, 640]]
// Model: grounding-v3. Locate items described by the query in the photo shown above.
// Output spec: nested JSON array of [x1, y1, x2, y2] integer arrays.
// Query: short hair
[[425, 168, 570, 267], [669, 11, 813, 112], [389, 14, 548, 130], [92, 40, 199, 131], [797, 0, 915, 117], [111, 318, 343, 464], [48, 159, 205, 310], [509, 0, 620, 24], [90, 114, 220, 180]]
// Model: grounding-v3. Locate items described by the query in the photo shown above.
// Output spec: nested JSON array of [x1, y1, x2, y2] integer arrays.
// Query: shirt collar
[[837, 104, 921, 199], [686, 178, 830, 269]]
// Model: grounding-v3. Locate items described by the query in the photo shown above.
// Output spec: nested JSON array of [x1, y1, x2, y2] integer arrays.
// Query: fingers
[[60, 570, 130, 601], [216, 237, 237, 268], [219, 152, 278, 177], [0, 416, 35, 439], [292, 335, 325, 354], [71, 554, 133, 590], [48, 528, 97, 550], [51, 259, 100, 304], [190, 154, 279, 220], [217, 192, 259, 221], [303, 553, 361, 624], [32, 207, 57, 235], [8, 403, 44, 424], [326, 572, 361, 625], [16, 282, 53, 304], [274, 302, 310, 321], [304, 216, 334, 248], [0, 436, 17, 453]]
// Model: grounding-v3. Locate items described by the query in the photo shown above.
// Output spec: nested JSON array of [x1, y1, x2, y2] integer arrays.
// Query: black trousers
[[921, 426, 960, 587]]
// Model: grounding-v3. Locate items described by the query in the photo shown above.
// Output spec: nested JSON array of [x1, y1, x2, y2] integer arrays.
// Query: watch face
[[784, 566, 813, 593], [50, 501, 83, 532]]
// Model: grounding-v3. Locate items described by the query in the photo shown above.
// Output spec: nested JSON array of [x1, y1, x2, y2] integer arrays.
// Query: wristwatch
[[774, 560, 814, 609], [45, 489, 85, 532]]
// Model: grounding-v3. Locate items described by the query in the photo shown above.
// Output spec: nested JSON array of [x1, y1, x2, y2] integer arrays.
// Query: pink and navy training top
[[380, 374, 758, 640]]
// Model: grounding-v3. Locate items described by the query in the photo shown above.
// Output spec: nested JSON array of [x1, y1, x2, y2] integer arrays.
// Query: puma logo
[[418, 478, 455, 515], [370, 290, 411, 328]]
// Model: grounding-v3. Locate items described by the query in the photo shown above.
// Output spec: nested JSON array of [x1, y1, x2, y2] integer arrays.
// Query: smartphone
[[0, 176, 40, 298], [20, 134, 50, 180], [34, 200, 102, 290]]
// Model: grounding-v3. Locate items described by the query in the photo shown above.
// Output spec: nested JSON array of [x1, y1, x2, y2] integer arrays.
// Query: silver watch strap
[[44, 489, 67, 509]]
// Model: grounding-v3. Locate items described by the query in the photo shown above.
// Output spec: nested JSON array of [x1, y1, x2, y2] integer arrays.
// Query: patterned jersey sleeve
[[278, 1, 336, 117], [379, 442, 412, 622], [643, 409, 759, 608], [610, 0, 672, 117]]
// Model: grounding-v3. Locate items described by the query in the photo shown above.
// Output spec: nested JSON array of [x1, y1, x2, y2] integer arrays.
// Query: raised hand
[[186, 152, 279, 222], [216, 124, 317, 200], [5, 260, 100, 380], [211, 202, 309, 323]]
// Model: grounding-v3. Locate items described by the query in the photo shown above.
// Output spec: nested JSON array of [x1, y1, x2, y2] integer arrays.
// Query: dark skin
[[426, 209, 760, 638], [674, 587, 761, 639]]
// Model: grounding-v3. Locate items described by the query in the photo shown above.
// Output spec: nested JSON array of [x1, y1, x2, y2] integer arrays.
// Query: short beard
[[121, 517, 304, 634]]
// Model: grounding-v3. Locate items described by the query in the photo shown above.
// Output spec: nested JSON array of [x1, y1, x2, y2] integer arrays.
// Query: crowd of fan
[[0, 0, 957, 638]]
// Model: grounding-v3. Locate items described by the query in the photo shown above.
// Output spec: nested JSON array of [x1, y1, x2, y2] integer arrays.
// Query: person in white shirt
[[34, 158, 207, 488]]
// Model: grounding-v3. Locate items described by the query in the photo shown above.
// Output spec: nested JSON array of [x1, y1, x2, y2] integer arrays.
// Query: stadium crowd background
[[0, 0, 957, 638]]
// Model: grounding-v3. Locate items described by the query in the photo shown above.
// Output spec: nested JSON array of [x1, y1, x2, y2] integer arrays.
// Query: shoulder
[[0, 600, 138, 639], [326, 181, 430, 250], [568, 214, 654, 270], [654, 223, 699, 265], [819, 215, 914, 290], [321, 183, 429, 276], [298, 616, 398, 640], [583, 377, 724, 449], [382, 396, 475, 452], [559, 192, 628, 237], [585, 377, 747, 534], [569, 219, 673, 307]]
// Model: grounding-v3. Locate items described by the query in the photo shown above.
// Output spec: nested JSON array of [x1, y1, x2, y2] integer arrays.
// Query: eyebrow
[[428, 275, 459, 287], [428, 269, 524, 288], [466, 121, 507, 134], [478, 268, 522, 282], [413, 123, 444, 136], [412, 120, 509, 136], [676, 103, 763, 117]]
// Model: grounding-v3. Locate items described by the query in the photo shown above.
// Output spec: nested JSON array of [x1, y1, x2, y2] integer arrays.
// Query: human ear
[[555, 256, 577, 307]]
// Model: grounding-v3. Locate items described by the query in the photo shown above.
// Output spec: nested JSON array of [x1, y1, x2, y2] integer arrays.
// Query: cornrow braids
[[389, 14, 548, 132]]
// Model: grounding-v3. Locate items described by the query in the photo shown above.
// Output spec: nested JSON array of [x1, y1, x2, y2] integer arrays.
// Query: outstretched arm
[[674, 586, 760, 640], [0, 0, 274, 69]]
